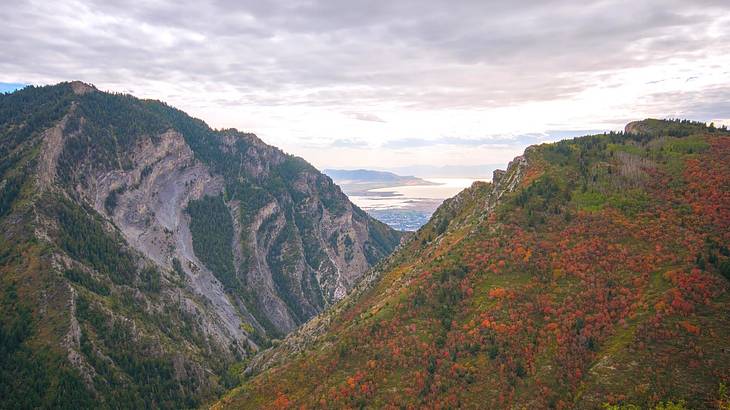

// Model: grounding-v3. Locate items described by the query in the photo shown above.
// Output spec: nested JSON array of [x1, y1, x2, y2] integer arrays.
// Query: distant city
[[366, 209, 432, 231]]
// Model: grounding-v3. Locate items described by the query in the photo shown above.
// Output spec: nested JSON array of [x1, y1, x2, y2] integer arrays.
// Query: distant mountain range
[[324, 168, 437, 196], [324, 168, 433, 185]]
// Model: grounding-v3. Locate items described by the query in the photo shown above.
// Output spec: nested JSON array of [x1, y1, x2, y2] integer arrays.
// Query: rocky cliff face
[[0, 82, 401, 407]]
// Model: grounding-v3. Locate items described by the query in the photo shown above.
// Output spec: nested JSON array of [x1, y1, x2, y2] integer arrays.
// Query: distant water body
[[350, 178, 484, 209], [349, 178, 489, 231]]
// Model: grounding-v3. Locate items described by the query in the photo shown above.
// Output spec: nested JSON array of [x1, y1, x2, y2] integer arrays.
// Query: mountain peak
[[67, 80, 95, 95]]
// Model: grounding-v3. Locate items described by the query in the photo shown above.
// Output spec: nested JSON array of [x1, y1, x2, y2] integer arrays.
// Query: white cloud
[[2, 0, 729, 171]]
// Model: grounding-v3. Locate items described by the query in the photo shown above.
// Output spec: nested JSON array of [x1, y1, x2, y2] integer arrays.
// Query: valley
[[216, 119, 730, 409], [1, 83, 728, 410], [4, 1, 730, 408]]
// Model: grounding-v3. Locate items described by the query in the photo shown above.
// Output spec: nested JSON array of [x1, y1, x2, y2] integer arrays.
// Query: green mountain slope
[[216, 119, 730, 409], [0, 82, 401, 408]]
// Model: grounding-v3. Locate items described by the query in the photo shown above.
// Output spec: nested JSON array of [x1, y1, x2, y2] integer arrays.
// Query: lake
[[347, 178, 489, 231]]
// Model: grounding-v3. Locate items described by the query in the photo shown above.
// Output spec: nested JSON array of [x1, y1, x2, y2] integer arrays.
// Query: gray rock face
[[52, 84, 402, 343], [92, 131, 252, 350], [77, 128, 397, 339], [624, 120, 647, 135]]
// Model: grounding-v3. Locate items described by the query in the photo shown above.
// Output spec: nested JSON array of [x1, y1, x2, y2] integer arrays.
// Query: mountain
[[0, 82, 401, 408], [216, 119, 730, 409], [323, 169, 433, 185], [323, 169, 436, 196]]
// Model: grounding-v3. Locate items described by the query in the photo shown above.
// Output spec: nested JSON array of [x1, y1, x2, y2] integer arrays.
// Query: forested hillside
[[0, 82, 401, 408], [216, 119, 730, 409]]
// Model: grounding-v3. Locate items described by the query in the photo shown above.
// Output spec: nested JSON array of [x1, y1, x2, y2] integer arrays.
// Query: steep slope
[[0, 82, 401, 408], [216, 119, 730, 409]]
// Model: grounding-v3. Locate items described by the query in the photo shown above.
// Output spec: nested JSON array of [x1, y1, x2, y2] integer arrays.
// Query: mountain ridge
[[323, 168, 436, 185]]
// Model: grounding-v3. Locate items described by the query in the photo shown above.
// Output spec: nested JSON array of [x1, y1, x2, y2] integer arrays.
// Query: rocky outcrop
[[69, 80, 95, 95], [624, 120, 647, 135], [82, 130, 253, 351]]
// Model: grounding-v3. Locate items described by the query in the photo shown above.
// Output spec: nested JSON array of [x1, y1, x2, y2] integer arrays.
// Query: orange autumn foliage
[[488, 287, 508, 298], [680, 321, 700, 335]]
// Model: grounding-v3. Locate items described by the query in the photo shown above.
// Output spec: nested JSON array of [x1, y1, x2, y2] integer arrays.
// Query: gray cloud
[[2, 0, 729, 112], [382, 130, 605, 149], [638, 85, 730, 120], [329, 138, 370, 148], [291, 137, 372, 149], [346, 112, 386, 123]]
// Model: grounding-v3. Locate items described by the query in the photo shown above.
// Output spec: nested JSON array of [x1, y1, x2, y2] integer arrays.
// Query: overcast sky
[[2, 0, 729, 173]]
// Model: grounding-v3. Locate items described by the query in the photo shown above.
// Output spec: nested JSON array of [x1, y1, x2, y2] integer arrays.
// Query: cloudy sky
[[2, 0, 729, 173]]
